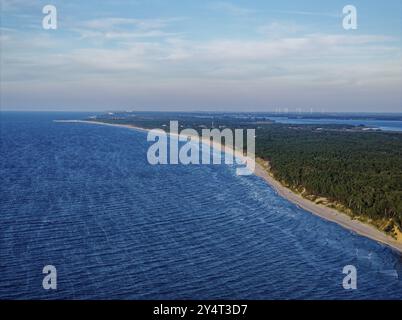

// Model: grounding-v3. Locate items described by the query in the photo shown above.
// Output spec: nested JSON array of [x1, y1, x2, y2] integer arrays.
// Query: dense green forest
[[89, 112, 402, 235], [255, 125, 402, 233]]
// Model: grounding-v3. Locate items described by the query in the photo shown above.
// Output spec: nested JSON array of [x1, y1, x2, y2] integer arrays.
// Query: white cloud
[[0, 0, 40, 11], [270, 9, 340, 18], [257, 22, 304, 37], [83, 18, 170, 31], [1, 19, 401, 111], [70, 17, 185, 41], [2, 28, 400, 81], [208, 1, 255, 16]]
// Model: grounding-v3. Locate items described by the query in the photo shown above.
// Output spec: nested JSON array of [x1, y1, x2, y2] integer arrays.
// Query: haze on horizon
[[0, 0, 401, 113]]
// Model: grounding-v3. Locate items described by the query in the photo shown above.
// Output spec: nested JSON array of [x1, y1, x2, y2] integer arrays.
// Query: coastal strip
[[55, 119, 402, 254]]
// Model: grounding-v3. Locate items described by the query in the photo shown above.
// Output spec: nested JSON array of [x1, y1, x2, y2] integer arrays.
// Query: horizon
[[2, 109, 402, 115], [1, 0, 402, 112]]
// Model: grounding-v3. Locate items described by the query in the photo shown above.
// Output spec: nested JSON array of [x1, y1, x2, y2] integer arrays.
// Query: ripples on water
[[0, 112, 401, 300]]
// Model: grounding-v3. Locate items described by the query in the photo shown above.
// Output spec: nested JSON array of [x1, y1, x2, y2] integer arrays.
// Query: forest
[[255, 124, 402, 232]]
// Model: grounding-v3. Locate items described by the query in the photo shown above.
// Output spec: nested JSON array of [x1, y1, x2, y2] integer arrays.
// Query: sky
[[1, 0, 401, 112]]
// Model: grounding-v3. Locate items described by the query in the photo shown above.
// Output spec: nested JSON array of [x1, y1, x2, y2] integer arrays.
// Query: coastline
[[56, 119, 402, 254]]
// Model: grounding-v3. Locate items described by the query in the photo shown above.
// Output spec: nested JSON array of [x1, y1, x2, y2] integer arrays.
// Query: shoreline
[[56, 119, 402, 254]]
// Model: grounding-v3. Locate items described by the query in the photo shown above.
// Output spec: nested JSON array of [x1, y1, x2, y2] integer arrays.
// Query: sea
[[0, 112, 401, 300]]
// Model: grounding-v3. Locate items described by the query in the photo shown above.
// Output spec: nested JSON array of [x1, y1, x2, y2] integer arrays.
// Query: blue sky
[[1, 0, 401, 112]]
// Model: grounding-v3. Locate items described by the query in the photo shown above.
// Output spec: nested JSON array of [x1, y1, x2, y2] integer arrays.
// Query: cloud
[[82, 18, 170, 31], [271, 9, 341, 18], [70, 17, 185, 41], [257, 22, 304, 37], [208, 1, 255, 16], [0, 0, 41, 11], [188, 34, 398, 63], [1, 9, 401, 111], [2, 26, 399, 83]]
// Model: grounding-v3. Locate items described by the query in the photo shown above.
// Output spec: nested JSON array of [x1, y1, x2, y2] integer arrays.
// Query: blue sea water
[[0, 112, 401, 300]]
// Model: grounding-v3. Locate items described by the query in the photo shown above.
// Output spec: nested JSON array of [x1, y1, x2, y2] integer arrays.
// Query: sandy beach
[[56, 119, 402, 254]]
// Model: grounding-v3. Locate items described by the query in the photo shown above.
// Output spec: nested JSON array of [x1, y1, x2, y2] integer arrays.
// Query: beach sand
[[253, 160, 402, 254], [56, 119, 402, 254]]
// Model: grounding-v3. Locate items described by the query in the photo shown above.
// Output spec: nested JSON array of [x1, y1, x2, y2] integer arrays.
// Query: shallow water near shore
[[1, 112, 401, 300]]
